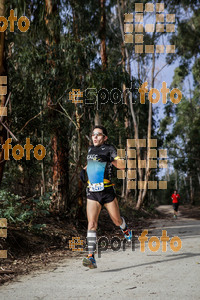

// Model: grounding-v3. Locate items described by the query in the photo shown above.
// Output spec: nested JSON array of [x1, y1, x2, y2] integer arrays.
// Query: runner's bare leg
[[104, 198, 132, 241], [104, 198, 122, 226], [87, 199, 102, 230], [86, 199, 102, 258]]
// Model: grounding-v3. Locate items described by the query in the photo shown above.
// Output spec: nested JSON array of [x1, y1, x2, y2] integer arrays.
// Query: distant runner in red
[[171, 190, 180, 219]]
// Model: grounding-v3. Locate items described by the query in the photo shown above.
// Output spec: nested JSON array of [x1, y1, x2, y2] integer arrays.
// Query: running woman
[[80, 125, 132, 269], [171, 190, 180, 219]]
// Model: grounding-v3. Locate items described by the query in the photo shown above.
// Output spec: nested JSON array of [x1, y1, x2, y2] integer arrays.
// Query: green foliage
[[0, 190, 51, 230], [2, 0, 199, 212], [159, 2, 200, 204]]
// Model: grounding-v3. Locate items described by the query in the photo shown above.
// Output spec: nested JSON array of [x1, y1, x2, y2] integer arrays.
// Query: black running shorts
[[86, 186, 116, 206], [173, 203, 179, 212]]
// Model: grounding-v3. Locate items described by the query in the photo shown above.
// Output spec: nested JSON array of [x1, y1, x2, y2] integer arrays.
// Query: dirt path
[[0, 205, 200, 300]]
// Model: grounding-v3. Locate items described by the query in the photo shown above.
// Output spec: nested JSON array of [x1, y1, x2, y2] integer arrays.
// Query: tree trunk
[[136, 52, 155, 210], [95, 111, 101, 125], [71, 7, 85, 218], [120, 0, 129, 198], [176, 169, 179, 190], [94, 0, 108, 125], [45, 0, 68, 213], [0, 0, 7, 184], [41, 130, 45, 196], [99, 0, 107, 71], [117, 0, 134, 199], [75, 103, 84, 218], [189, 175, 194, 205]]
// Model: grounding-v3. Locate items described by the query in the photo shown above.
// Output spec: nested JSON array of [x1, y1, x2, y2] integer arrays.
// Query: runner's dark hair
[[93, 125, 108, 136]]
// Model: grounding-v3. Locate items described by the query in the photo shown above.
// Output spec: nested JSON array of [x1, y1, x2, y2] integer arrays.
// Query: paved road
[[1, 205, 200, 299]]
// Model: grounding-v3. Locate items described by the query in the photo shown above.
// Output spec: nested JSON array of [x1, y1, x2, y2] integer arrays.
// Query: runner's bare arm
[[112, 159, 125, 170]]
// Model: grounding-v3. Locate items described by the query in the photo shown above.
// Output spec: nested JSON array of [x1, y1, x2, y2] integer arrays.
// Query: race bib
[[89, 182, 104, 192]]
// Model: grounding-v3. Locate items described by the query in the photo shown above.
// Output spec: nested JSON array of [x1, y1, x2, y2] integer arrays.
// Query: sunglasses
[[92, 132, 105, 137]]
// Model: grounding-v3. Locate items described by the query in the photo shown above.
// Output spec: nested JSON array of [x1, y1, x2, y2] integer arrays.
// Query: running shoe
[[122, 227, 132, 242], [82, 254, 97, 269]]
